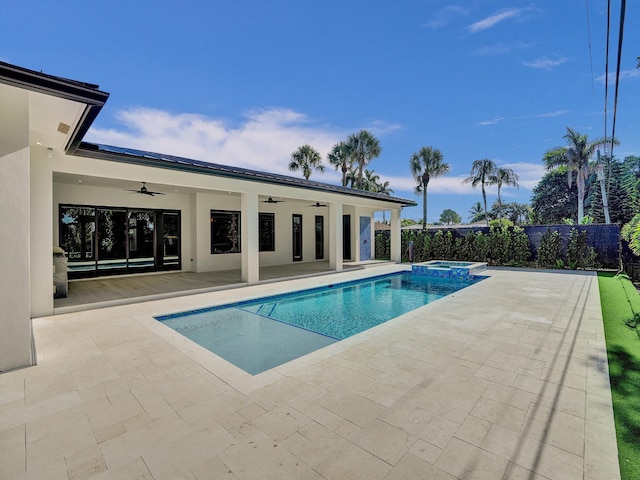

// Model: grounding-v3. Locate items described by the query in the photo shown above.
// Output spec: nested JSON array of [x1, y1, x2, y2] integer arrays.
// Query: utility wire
[[611, 0, 626, 157], [604, 0, 612, 199], [604, 0, 610, 149], [585, 0, 595, 94]]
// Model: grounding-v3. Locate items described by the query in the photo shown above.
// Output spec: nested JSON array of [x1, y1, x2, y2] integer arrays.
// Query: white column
[[0, 86, 34, 371], [390, 207, 402, 263], [30, 148, 54, 317], [241, 191, 259, 283], [329, 202, 343, 271]]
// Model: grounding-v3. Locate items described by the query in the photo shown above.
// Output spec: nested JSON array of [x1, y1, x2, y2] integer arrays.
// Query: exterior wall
[[31, 148, 54, 317], [0, 147, 33, 371], [0, 84, 33, 371]]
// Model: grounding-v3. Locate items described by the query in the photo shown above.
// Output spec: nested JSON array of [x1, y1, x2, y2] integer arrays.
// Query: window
[[315, 215, 324, 259], [210, 210, 241, 254], [259, 213, 275, 252]]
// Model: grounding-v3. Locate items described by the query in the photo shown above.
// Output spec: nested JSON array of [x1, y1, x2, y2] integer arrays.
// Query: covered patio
[[53, 260, 390, 313]]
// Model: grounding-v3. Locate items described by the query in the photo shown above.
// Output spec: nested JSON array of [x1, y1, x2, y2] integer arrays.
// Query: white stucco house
[[0, 61, 415, 372]]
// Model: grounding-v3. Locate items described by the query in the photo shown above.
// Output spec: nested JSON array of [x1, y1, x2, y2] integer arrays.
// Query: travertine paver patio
[[0, 266, 619, 479]]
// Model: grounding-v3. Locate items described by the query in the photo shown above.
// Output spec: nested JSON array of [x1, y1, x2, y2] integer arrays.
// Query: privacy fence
[[375, 224, 622, 271]]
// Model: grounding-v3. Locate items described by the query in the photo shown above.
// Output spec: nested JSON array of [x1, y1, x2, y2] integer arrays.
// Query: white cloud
[[499, 161, 546, 190], [474, 41, 534, 56], [467, 8, 524, 33], [522, 56, 570, 69], [421, 6, 469, 29], [476, 110, 569, 126], [87, 107, 352, 181], [596, 68, 640, 84]]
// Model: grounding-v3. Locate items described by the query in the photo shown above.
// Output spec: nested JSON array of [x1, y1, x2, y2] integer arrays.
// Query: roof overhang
[[75, 142, 417, 207], [0, 61, 109, 153]]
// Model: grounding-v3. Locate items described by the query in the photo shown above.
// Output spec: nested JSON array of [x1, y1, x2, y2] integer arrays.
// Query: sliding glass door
[[60, 204, 181, 278]]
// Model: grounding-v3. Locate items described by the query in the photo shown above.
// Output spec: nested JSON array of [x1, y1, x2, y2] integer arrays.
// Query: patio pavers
[[0, 267, 620, 479]]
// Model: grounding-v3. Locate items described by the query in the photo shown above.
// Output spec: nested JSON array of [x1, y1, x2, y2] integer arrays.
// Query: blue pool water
[[156, 272, 483, 374]]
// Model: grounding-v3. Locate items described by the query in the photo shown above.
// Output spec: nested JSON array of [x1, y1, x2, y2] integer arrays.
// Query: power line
[[611, 0, 626, 156], [585, 0, 595, 94], [604, 0, 611, 149]]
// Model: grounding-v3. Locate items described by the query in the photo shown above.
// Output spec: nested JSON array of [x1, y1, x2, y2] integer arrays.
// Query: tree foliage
[[327, 141, 353, 187], [463, 159, 497, 227], [542, 127, 615, 223], [531, 168, 578, 224], [439, 209, 461, 225], [347, 130, 381, 190], [288, 144, 324, 180], [409, 146, 449, 230]]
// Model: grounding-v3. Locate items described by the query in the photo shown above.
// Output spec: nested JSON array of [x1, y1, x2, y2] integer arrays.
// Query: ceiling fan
[[125, 182, 165, 196], [309, 201, 328, 207], [261, 196, 285, 204]]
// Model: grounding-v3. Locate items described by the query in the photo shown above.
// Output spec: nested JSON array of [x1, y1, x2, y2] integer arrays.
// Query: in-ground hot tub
[[411, 260, 487, 279]]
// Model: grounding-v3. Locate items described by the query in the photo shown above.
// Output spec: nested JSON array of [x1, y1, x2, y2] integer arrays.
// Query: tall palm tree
[[489, 167, 519, 226], [345, 166, 358, 188], [377, 179, 393, 196], [347, 130, 381, 190], [463, 159, 497, 227], [362, 169, 380, 192], [468, 202, 485, 223], [409, 146, 450, 230], [543, 127, 615, 223], [327, 141, 353, 187], [376, 178, 394, 222], [289, 144, 324, 180]]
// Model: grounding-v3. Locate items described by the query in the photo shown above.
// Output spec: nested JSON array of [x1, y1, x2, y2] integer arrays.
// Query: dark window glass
[[60, 205, 95, 263], [315, 215, 324, 259], [259, 213, 275, 252], [210, 210, 241, 254]]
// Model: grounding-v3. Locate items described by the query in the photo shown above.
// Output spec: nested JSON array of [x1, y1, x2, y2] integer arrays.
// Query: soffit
[[28, 89, 86, 150]]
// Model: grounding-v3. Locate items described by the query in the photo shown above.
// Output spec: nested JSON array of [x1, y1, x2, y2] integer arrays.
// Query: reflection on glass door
[[60, 204, 181, 278], [292, 214, 302, 262], [97, 208, 127, 272], [59, 206, 96, 272], [162, 212, 180, 267], [128, 210, 155, 271]]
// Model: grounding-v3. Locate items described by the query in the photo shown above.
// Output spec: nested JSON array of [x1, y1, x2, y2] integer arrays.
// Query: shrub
[[537, 229, 563, 268], [567, 228, 599, 269], [375, 233, 390, 260]]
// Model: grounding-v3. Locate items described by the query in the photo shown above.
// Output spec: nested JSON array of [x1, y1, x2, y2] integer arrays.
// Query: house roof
[[0, 60, 416, 207], [75, 142, 416, 206]]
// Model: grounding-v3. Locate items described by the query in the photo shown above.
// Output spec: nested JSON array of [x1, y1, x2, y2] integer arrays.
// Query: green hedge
[[397, 226, 599, 269]]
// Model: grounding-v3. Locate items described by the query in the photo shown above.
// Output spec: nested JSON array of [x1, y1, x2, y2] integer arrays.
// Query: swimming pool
[[156, 272, 484, 374]]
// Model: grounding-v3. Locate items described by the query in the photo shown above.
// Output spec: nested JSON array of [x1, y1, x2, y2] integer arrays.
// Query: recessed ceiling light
[[35, 141, 42, 146], [78, 180, 83, 183]]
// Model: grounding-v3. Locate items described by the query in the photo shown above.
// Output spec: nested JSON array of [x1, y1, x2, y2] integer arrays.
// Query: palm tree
[[468, 202, 485, 223], [347, 130, 381, 189], [289, 144, 324, 180], [377, 179, 393, 196], [362, 169, 380, 192], [376, 178, 394, 223], [463, 159, 497, 227], [543, 127, 615, 223], [345, 165, 358, 188], [489, 167, 519, 226], [327, 141, 353, 187], [409, 146, 450, 230]]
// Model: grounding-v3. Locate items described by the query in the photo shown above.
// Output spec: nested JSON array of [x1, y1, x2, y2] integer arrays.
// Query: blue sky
[[2, 1, 638, 222]]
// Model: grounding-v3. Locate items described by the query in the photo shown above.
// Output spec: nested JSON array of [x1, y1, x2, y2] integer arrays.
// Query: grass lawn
[[597, 271, 640, 480]]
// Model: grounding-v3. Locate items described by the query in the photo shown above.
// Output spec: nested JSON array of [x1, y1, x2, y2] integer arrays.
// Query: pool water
[[157, 272, 483, 374]]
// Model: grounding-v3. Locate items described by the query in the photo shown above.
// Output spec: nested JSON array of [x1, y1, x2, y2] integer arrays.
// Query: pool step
[[257, 302, 277, 317]]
